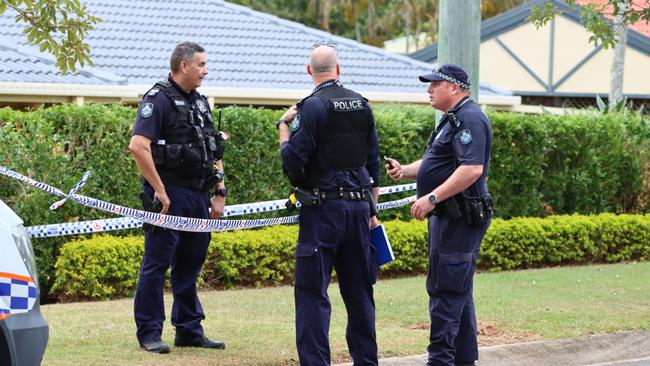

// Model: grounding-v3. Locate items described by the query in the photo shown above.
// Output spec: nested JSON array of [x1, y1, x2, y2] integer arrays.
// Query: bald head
[[310, 46, 339, 74]]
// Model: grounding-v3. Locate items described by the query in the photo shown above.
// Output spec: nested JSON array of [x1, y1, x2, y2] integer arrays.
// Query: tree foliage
[[528, 0, 650, 49], [229, 0, 526, 49], [0, 0, 101, 74]]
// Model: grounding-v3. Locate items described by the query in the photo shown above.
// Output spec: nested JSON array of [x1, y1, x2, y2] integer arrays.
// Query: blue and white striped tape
[[0, 166, 417, 238]]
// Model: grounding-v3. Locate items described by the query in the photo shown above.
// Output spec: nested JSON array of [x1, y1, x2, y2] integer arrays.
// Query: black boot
[[174, 335, 225, 349]]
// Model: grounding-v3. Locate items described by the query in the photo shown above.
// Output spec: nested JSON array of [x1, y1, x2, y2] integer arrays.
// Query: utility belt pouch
[[444, 195, 464, 220], [164, 144, 183, 168], [206, 135, 218, 152], [182, 144, 203, 168], [152, 145, 165, 166], [293, 187, 321, 207], [192, 126, 209, 163], [365, 191, 377, 217]]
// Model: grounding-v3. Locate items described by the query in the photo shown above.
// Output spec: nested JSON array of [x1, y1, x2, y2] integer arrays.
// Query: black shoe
[[141, 340, 170, 354], [455, 363, 476, 366], [174, 335, 226, 349]]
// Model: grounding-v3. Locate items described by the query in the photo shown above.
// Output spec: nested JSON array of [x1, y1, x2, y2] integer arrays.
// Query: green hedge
[[1, 104, 649, 299], [51, 214, 650, 301], [52, 235, 144, 301]]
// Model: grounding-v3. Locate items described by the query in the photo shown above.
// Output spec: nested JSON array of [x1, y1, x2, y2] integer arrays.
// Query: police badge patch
[[456, 129, 472, 144], [290, 114, 301, 132], [140, 103, 154, 118], [196, 99, 207, 113]]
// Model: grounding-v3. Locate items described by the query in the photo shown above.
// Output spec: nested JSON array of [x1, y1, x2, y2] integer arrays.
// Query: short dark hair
[[170, 42, 205, 72]]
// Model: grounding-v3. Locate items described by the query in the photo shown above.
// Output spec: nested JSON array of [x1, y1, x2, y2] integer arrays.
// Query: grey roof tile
[[0, 45, 118, 84], [0, 0, 511, 96]]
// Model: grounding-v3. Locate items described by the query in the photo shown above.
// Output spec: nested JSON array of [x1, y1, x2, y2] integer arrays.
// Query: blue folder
[[370, 224, 395, 266]]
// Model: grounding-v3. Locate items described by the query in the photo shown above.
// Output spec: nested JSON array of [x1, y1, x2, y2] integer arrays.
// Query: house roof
[[0, 45, 125, 85], [410, 0, 650, 63], [0, 0, 517, 106]]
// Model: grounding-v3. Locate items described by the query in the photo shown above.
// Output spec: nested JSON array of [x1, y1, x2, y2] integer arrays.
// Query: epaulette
[[146, 80, 171, 97], [296, 94, 314, 109]]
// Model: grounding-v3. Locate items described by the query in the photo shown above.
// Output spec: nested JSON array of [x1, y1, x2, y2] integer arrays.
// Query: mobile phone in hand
[[384, 155, 395, 168]]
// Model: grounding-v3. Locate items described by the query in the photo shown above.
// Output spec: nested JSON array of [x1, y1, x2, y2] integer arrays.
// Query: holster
[[431, 195, 463, 220], [461, 194, 493, 227], [139, 192, 163, 233], [293, 187, 321, 207]]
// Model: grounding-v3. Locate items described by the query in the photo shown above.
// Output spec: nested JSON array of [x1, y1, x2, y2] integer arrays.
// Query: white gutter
[[0, 83, 521, 109], [0, 82, 140, 98]]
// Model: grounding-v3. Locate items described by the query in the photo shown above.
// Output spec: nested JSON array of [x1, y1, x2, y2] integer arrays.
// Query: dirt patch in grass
[[477, 320, 543, 346], [407, 320, 543, 347]]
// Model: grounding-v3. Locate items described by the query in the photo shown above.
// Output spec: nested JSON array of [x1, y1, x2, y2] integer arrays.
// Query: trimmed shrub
[[1, 104, 649, 299], [52, 214, 650, 301], [52, 235, 144, 301]]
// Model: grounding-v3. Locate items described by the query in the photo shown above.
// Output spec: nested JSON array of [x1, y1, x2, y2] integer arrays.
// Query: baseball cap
[[419, 63, 471, 90]]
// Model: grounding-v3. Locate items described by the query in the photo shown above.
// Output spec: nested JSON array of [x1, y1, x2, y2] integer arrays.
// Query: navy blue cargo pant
[[134, 184, 211, 345], [425, 214, 491, 366], [294, 200, 378, 366]]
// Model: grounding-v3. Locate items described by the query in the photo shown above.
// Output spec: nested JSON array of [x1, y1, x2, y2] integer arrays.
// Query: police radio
[[212, 110, 227, 161]]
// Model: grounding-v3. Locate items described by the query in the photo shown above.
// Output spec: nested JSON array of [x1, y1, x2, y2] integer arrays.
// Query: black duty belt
[[158, 171, 211, 192], [319, 188, 368, 201], [293, 187, 370, 208]]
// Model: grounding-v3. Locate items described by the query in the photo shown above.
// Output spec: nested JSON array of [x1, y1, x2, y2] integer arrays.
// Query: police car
[[0, 200, 48, 365]]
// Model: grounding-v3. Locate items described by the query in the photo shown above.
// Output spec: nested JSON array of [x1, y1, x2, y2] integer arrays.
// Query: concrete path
[[335, 331, 650, 366]]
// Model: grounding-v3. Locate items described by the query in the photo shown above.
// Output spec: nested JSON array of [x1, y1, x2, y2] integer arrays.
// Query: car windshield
[[11, 225, 38, 284]]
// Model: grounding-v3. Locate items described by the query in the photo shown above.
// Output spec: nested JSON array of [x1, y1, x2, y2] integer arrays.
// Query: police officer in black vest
[[129, 42, 227, 354], [385, 64, 493, 366], [276, 43, 381, 365]]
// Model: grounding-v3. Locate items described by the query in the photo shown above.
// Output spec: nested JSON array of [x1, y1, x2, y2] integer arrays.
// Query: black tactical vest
[[310, 85, 371, 171], [149, 81, 222, 180]]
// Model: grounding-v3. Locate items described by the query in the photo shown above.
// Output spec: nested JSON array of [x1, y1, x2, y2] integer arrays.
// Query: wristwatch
[[428, 193, 438, 206], [215, 186, 228, 198], [275, 119, 289, 129]]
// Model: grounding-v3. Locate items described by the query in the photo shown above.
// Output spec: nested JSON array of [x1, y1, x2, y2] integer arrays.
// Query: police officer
[[129, 42, 227, 354], [385, 64, 493, 366], [276, 43, 381, 365]]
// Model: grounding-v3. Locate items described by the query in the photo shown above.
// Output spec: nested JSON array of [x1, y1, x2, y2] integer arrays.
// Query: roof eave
[[0, 83, 521, 108]]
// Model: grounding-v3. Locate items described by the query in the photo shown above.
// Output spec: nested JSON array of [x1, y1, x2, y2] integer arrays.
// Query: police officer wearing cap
[[276, 43, 381, 365], [129, 42, 227, 354], [385, 64, 493, 366]]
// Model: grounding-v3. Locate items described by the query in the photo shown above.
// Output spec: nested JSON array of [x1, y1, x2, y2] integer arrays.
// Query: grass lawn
[[41, 261, 650, 366]]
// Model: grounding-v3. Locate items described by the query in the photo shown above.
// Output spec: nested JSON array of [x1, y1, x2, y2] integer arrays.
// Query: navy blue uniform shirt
[[416, 98, 492, 198], [132, 75, 204, 143], [280, 84, 381, 191]]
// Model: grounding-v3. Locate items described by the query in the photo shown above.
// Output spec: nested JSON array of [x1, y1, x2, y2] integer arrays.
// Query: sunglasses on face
[[312, 42, 338, 50]]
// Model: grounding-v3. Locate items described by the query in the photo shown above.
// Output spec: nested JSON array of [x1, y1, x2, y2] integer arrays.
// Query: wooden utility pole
[[437, 0, 481, 98]]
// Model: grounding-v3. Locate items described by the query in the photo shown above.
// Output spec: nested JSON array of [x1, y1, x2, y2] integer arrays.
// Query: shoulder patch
[[331, 97, 365, 112], [290, 114, 301, 132], [147, 88, 160, 96], [456, 128, 472, 145], [140, 103, 154, 118]]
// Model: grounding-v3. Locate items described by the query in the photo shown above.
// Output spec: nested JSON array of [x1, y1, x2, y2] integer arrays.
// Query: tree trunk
[[609, 1, 628, 108], [403, 0, 413, 53], [437, 0, 481, 114], [414, 1, 422, 50], [367, 0, 376, 42], [321, 0, 332, 33]]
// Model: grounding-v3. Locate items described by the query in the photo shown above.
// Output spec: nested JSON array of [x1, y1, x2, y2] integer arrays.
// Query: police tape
[[0, 166, 417, 238], [218, 182, 416, 217], [25, 196, 417, 238], [49, 171, 92, 210]]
